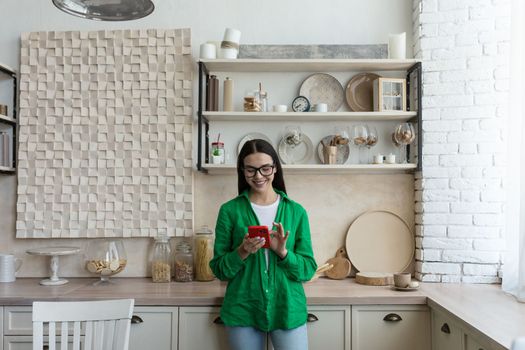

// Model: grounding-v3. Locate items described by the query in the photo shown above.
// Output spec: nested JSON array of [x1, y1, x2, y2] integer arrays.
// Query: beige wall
[[1, 172, 413, 277], [0, 0, 415, 279], [194, 172, 415, 269]]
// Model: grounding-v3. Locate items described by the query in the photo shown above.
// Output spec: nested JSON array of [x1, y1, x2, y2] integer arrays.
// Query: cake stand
[[26, 247, 81, 286]]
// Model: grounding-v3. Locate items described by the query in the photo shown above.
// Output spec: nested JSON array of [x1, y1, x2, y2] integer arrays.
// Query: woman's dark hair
[[237, 139, 286, 195]]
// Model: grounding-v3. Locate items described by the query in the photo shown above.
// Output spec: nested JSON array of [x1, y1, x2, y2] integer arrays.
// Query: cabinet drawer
[[129, 306, 178, 350], [431, 308, 463, 350], [268, 305, 351, 350], [3, 336, 82, 350], [464, 332, 495, 350], [4, 307, 32, 335], [306, 305, 351, 350], [4, 306, 84, 336], [352, 305, 430, 350], [178, 306, 230, 350]]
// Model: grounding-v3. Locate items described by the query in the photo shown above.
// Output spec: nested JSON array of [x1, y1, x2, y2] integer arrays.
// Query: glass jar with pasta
[[174, 241, 194, 282], [150, 234, 172, 283], [193, 226, 215, 281]]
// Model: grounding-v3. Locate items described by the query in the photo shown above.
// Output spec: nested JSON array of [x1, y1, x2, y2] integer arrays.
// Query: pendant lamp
[[52, 0, 154, 21]]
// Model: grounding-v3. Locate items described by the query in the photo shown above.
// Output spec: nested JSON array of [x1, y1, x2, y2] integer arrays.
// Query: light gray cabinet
[[267, 305, 351, 350], [352, 305, 431, 350], [3, 307, 32, 336], [182, 305, 351, 350], [129, 306, 178, 350], [465, 334, 489, 350], [178, 306, 230, 350], [463, 328, 498, 350], [3, 336, 81, 350], [428, 305, 506, 350], [3, 336, 32, 350], [2, 305, 177, 350], [431, 308, 463, 350], [0, 303, 505, 350], [306, 305, 351, 350]]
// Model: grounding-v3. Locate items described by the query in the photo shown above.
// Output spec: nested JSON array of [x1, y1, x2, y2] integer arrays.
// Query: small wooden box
[[373, 77, 406, 112]]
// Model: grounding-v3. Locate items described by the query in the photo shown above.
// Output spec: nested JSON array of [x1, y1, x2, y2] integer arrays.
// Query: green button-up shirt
[[210, 189, 317, 331]]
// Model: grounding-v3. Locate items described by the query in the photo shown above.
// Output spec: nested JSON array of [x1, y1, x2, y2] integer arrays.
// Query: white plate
[[278, 133, 313, 164], [299, 73, 344, 112], [237, 132, 273, 155]]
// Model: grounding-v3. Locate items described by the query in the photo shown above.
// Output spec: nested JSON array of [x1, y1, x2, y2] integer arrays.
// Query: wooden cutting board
[[355, 272, 394, 286], [325, 247, 352, 280], [308, 262, 334, 283]]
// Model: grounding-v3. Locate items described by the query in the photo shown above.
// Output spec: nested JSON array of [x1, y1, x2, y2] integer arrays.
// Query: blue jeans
[[226, 324, 308, 350]]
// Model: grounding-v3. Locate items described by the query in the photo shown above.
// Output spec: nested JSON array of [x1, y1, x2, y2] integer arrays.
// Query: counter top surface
[[0, 277, 427, 305], [0, 277, 522, 349]]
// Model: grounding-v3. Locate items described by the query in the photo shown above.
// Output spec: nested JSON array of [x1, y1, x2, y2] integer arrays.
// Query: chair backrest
[[32, 299, 134, 350]]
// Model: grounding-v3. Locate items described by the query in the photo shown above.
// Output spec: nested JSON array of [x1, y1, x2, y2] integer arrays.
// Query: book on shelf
[[0, 131, 11, 167]]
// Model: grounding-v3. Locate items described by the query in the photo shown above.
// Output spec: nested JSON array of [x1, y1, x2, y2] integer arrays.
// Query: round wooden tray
[[346, 210, 414, 274]]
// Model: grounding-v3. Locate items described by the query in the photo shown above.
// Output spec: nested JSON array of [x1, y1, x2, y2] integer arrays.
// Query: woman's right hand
[[237, 233, 266, 260]]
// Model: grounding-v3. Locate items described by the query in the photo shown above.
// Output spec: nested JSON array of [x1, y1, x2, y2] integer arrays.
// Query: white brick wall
[[413, 0, 509, 283]]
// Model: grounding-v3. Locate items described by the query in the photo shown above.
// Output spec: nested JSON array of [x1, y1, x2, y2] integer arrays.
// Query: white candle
[[219, 48, 238, 59], [223, 28, 241, 44], [199, 43, 216, 59], [388, 32, 406, 59]]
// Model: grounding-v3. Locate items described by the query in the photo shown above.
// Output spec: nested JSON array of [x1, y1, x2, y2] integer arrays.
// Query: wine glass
[[332, 125, 350, 148], [352, 124, 369, 164], [284, 125, 303, 148], [393, 123, 416, 163], [365, 125, 378, 163], [84, 239, 127, 285], [334, 125, 350, 142]]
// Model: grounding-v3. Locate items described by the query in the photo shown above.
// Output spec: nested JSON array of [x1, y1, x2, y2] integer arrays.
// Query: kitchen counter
[[0, 277, 427, 305], [0, 277, 523, 349]]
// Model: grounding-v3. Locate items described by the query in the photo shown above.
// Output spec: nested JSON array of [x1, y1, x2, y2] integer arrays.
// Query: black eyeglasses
[[242, 164, 275, 177]]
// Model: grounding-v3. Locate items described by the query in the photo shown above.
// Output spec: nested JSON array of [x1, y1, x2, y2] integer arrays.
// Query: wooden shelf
[[199, 59, 420, 72], [0, 62, 16, 76], [201, 163, 417, 175], [0, 114, 16, 125], [196, 59, 423, 173], [203, 111, 417, 122], [0, 165, 15, 174], [0, 62, 17, 175]]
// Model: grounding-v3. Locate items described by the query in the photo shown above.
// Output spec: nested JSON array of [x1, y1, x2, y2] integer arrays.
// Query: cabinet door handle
[[383, 313, 402, 322], [213, 316, 224, 324], [131, 315, 144, 324], [441, 323, 451, 334], [307, 313, 319, 323]]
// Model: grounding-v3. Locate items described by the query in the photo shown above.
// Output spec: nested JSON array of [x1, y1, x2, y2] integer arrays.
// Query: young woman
[[210, 139, 317, 350]]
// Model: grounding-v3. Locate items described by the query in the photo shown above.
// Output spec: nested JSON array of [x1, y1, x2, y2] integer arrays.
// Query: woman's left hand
[[270, 222, 289, 259]]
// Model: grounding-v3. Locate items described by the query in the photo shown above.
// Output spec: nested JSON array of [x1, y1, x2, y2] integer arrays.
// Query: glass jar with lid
[[194, 226, 215, 281], [174, 240, 194, 282], [211, 141, 225, 164], [150, 233, 172, 283]]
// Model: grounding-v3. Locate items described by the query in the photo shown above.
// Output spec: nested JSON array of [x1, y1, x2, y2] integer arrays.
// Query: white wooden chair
[[32, 299, 134, 350]]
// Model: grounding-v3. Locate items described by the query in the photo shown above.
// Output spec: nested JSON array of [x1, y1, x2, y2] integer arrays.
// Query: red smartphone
[[248, 225, 271, 248]]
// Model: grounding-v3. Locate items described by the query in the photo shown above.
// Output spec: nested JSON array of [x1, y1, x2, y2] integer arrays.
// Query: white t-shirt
[[251, 194, 280, 269]]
